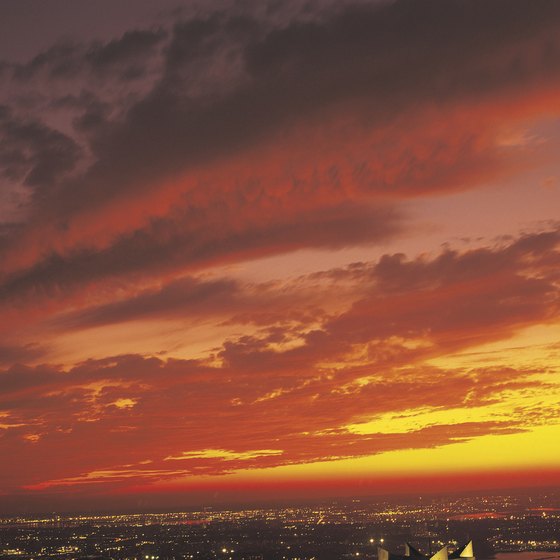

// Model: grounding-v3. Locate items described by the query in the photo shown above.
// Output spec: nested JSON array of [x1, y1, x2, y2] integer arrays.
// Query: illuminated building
[[378, 541, 474, 560]]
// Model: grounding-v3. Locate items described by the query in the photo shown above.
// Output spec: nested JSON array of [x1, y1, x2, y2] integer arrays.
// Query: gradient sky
[[1, 0, 560, 513]]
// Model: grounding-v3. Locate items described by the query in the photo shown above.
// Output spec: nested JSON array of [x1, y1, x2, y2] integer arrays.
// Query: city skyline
[[1, 0, 560, 513], [1, 490, 559, 559]]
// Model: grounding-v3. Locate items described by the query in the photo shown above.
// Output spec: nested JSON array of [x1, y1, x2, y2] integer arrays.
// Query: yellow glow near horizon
[[141, 322, 560, 490], [153, 423, 560, 489]]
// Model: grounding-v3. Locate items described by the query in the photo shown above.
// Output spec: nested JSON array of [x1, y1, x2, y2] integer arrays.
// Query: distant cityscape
[[1, 489, 559, 560]]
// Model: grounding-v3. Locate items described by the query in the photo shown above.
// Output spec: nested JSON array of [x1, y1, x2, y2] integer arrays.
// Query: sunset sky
[[1, 0, 560, 513]]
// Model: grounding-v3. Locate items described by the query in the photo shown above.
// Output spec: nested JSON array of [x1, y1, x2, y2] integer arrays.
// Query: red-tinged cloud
[[0, 230, 559, 500], [2, 0, 560, 294], [0, 355, 540, 489]]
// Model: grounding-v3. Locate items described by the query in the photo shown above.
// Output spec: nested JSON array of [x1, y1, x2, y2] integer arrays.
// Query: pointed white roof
[[459, 541, 474, 558], [430, 546, 449, 560]]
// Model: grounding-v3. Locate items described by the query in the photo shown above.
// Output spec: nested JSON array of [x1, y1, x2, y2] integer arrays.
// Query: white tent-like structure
[[378, 541, 474, 560]]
